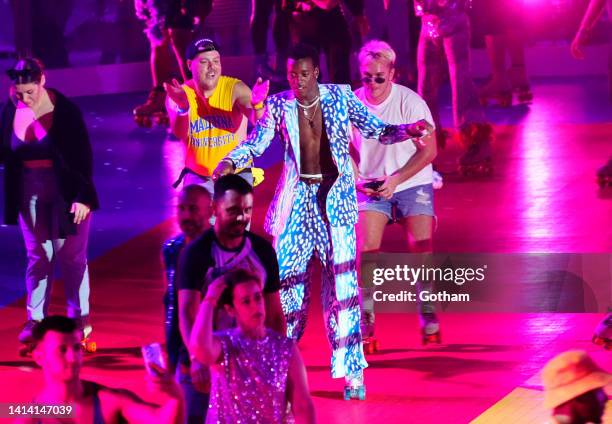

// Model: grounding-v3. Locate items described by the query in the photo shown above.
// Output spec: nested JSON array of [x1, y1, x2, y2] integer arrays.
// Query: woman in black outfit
[[0, 58, 99, 345]]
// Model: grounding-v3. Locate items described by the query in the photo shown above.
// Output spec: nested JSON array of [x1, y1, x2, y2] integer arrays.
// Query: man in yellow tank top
[[164, 38, 269, 190]]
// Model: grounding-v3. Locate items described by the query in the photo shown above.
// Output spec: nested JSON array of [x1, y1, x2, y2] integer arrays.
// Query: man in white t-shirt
[[352, 40, 440, 351]]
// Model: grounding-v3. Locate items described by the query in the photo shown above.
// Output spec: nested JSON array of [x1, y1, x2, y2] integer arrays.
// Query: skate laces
[[345, 370, 364, 388]]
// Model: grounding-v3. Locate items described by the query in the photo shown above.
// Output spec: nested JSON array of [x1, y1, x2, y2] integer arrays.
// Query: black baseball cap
[[186, 38, 221, 60]]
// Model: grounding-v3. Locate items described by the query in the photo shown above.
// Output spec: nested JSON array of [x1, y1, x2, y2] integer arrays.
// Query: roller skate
[[343, 370, 366, 401], [479, 76, 512, 107], [18, 320, 40, 357], [419, 312, 441, 345], [596, 158, 612, 188], [361, 310, 379, 354], [458, 123, 493, 177], [592, 313, 612, 350], [76, 316, 97, 353], [508, 65, 533, 104], [133, 86, 169, 128]]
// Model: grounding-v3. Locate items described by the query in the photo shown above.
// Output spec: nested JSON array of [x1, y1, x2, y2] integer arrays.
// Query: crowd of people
[[1, 0, 611, 423]]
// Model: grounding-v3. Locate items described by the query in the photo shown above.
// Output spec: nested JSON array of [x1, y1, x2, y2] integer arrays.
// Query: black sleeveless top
[[11, 131, 53, 161]]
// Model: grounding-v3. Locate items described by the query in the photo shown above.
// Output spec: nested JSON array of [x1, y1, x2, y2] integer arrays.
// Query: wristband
[[176, 105, 189, 115], [170, 98, 189, 115], [252, 101, 264, 111]]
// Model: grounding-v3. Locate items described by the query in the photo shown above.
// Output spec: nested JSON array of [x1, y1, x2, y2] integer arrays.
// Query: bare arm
[[189, 277, 226, 365], [213, 101, 278, 178], [264, 292, 287, 335], [233, 80, 269, 124], [571, 0, 607, 58], [578, 0, 607, 32], [374, 131, 437, 199], [164, 79, 190, 140], [389, 132, 437, 185], [287, 344, 316, 424], [110, 382, 185, 424], [178, 289, 201, 352]]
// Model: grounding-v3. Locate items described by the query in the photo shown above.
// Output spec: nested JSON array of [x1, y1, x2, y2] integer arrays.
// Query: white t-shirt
[[353, 83, 435, 192]]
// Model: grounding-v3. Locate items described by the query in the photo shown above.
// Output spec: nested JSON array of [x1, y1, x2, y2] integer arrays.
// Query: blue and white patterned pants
[[275, 180, 367, 379]]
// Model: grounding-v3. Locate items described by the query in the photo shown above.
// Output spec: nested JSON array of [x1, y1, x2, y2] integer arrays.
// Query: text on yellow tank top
[[184, 76, 249, 176]]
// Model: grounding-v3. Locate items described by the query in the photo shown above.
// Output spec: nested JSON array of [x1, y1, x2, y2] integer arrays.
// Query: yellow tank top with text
[[184, 76, 249, 176]]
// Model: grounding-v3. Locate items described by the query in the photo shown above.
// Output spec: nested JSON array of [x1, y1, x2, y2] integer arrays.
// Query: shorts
[[358, 183, 435, 222]]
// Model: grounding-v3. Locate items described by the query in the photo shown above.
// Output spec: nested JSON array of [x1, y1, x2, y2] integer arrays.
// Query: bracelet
[[169, 98, 189, 115], [176, 105, 189, 115], [252, 101, 264, 111]]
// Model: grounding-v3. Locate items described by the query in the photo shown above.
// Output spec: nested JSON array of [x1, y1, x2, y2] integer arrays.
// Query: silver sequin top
[[206, 328, 295, 424], [414, 0, 472, 39]]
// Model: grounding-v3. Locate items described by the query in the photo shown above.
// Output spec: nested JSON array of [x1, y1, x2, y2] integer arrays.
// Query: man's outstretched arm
[[344, 85, 432, 144], [213, 101, 277, 178]]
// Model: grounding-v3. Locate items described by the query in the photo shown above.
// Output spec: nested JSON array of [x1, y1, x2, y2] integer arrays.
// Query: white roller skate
[[343, 370, 366, 401]]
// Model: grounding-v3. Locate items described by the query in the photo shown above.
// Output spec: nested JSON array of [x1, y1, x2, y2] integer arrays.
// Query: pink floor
[[0, 113, 610, 422]]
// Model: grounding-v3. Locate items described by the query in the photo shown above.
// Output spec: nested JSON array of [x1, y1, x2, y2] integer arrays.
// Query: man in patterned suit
[[213, 43, 431, 396]]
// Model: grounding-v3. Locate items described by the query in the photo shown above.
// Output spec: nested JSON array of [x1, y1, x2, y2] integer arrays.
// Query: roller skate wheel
[[134, 115, 153, 128], [343, 387, 352, 401], [364, 343, 374, 355], [358, 386, 366, 401], [82, 340, 97, 353], [373, 339, 380, 352], [153, 113, 169, 126], [422, 331, 441, 345]]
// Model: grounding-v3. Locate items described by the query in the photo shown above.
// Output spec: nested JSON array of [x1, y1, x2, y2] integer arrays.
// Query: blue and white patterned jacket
[[226, 84, 396, 236]]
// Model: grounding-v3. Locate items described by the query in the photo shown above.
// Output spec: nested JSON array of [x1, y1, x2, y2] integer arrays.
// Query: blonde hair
[[358, 40, 396, 68]]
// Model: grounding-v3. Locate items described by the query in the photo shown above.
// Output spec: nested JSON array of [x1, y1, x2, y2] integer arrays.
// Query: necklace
[[296, 96, 320, 109], [297, 96, 320, 127]]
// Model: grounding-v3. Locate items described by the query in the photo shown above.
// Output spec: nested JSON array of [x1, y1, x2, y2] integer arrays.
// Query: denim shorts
[[358, 183, 435, 222]]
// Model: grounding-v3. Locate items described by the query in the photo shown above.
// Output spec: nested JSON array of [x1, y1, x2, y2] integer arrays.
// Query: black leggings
[[251, 0, 291, 55], [290, 6, 352, 84]]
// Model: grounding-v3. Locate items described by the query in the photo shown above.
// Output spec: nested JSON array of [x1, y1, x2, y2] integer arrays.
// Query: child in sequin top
[[190, 268, 316, 424]]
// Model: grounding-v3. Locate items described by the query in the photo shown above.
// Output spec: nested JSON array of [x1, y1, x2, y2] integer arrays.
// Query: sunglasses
[[361, 76, 386, 84]]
